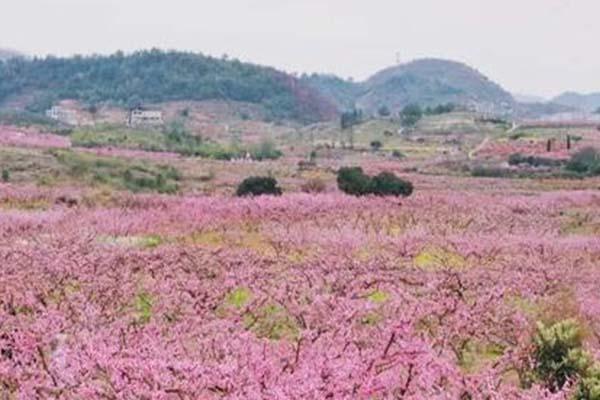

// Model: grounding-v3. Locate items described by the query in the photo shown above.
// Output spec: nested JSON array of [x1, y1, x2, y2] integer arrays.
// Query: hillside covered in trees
[[304, 58, 516, 115], [0, 49, 337, 123]]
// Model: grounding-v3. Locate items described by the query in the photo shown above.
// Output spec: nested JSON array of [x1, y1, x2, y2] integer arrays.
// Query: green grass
[[71, 125, 171, 151], [226, 288, 253, 309], [244, 304, 299, 341], [70, 124, 283, 160], [71, 124, 234, 158], [134, 292, 153, 325], [367, 290, 389, 304], [50, 149, 181, 193]]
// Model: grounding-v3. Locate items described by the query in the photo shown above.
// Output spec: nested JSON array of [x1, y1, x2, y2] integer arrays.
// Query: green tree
[[400, 104, 422, 127], [337, 167, 371, 196], [532, 319, 591, 392], [236, 176, 282, 197], [369, 172, 413, 197], [566, 147, 600, 176], [377, 105, 391, 117]]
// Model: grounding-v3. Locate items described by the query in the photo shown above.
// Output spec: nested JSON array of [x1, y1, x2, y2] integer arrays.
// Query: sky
[[1, 0, 598, 98]]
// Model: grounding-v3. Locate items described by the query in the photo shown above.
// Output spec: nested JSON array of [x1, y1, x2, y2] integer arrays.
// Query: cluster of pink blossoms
[[1, 186, 599, 398], [0, 126, 71, 149]]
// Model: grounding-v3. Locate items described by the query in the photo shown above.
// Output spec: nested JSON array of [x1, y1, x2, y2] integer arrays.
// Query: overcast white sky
[[1, 0, 598, 98]]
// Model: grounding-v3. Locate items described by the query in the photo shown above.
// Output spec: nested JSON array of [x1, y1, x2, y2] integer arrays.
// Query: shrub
[[337, 167, 372, 196], [377, 105, 391, 117], [575, 364, 600, 400], [369, 172, 413, 197], [508, 153, 563, 168], [370, 140, 383, 151], [532, 319, 592, 392], [337, 167, 413, 197], [301, 178, 326, 194], [1, 169, 9, 182], [471, 166, 514, 178], [391, 150, 405, 159], [566, 147, 600, 176], [236, 176, 282, 197]]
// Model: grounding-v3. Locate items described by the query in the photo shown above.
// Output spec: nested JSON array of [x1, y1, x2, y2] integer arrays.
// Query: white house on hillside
[[45, 105, 78, 125], [128, 107, 164, 127]]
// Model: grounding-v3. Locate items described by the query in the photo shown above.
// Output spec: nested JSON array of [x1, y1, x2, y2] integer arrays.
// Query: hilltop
[[360, 59, 514, 113], [0, 49, 337, 123], [304, 58, 515, 115]]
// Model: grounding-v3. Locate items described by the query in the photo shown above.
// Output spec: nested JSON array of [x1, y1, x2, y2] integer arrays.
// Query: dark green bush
[[471, 166, 514, 178], [337, 167, 413, 197], [508, 153, 563, 168], [391, 150, 405, 159], [336, 167, 372, 196], [370, 172, 413, 197], [236, 176, 282, 197], [566, 147, 600, 176], [1, 169, 9, 182], [370, 140, 383, 151]]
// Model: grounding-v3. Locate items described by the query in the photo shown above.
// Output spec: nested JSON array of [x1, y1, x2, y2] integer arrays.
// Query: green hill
[[303, 59, 515, 115], [360, 59, 514, 113], [0, 49, 337, 123]]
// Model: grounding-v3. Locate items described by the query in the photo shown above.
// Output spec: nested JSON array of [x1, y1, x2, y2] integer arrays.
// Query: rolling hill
[[304, 58, 515, 115], [0, 49, 337, 123]]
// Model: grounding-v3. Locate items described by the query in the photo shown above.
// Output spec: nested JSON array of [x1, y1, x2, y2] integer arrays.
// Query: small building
[[45, 105, 78, 125], [128, 107, 164, 127]]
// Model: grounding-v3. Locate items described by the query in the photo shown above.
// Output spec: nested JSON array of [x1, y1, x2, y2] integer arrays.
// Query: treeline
[[0, 49, 336, 123]]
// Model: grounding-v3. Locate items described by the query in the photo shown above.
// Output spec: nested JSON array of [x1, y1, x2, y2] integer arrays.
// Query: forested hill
[[304, 59, 515, 115], [0, 49, 337, 123]]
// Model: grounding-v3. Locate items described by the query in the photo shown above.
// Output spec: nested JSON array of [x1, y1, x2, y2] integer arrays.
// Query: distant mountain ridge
[[552, 92, 600, 113]]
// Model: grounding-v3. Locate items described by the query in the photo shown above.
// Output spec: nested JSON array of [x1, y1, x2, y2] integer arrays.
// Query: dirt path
[[468, 122, 520, 160], [468, 136, 490, 160]]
